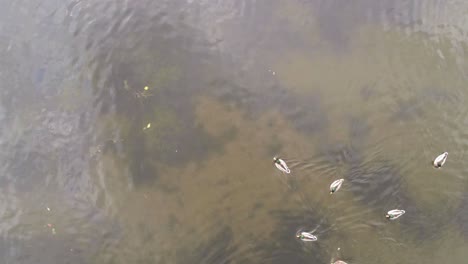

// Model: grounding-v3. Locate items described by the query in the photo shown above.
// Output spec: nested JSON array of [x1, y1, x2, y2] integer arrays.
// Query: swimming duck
[[273, 157, 290, 174], [330, 179, 344, 194], [296, 231, 317, 242], [433, 152, 448, 168], [386, 209, 405, 220]]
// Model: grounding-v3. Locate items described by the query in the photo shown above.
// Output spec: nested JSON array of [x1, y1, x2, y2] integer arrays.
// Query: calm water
[[1, 0, 468, 263]]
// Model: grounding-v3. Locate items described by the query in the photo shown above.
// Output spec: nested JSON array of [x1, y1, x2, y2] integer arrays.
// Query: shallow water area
[[1, 0, 468, 263]]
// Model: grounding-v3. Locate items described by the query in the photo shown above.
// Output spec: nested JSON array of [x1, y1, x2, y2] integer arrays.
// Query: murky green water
[[1, 0, 468, 263]]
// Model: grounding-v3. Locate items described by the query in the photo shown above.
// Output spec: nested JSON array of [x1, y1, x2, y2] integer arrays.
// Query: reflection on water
[[1, 0, 468, 263]]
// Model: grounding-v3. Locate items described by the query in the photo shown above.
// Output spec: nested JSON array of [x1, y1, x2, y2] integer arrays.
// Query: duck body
[[386, 209, 405, 220], [296, 231, 317, 241], [433, 152, 448, 168], [273, 157, 290, 173], [330, 179, 344, 194], [332, 261, 348, 264]]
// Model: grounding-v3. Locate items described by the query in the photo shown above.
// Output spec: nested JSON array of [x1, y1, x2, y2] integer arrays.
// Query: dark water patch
[[137, 222, 157, 244], [277, 92, 329, 137], [247, 202, 264, 219], [391, 95, 426, 122], [124, 134, 160, 186], [348, 116, 371, 147], [156, 181, 180, 194], [209, 74, 329, 138], [283, 96, 328, 136], [91, 68, 227, 186], [176, 226, 249, 264], [113, 108, 226, 186], [208, 77, 258, 116], [162, 122, 225, 165], [56, 148, 91, 194], [317, 143, 364, 169], [309, 0, 439, 41], [313, 1, 361, 52], [424, 86, 460, 104], [77, 2, 236, 179], [360, 83, 379, 101], [266, 137, 283, 156], [130, 121, 224, 184], [455, 192, 468, 239], [167, 214, 181, 232], [261, 85, 329, 137], [33, 68, 46, 88], [288, 0, 398, 52], [400, 208, 447, 242], [390, 85, 460, 123], [216, 177, 230, 187]]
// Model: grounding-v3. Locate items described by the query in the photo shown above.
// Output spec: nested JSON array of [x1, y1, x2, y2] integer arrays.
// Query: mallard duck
[[296, 231, 317, 241], [330, 179, 344, 194], [386, 209, 405, 220], [273, 157, 290, 173], [433, 152, 448, 168]]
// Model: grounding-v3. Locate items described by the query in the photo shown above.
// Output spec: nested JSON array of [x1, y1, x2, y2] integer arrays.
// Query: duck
[[386, 209, 405, 220], [433, 152, 448, 168], [332, 261, 348, 264], [330, 179, 344, 194], [296, 231, 317, 242], [273, 157, 290, 174]]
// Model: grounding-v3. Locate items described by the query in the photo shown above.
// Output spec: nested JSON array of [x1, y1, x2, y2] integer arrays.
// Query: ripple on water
[[314, 135, 449, 243], [2, 0, 468, 263], [254, 208, 332, 264]]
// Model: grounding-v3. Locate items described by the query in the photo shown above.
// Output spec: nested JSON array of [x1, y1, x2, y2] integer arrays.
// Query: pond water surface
[[1, 0, 468, 263]]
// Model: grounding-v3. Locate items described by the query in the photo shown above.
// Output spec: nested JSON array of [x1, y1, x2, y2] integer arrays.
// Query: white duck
[[332, 261, 348, 264], [433, 152, 448, 168], [330, 179, 344, 194], [386, 209, 405, 220], [296, 231, 317, 242], [273, 157, 290, 174]]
